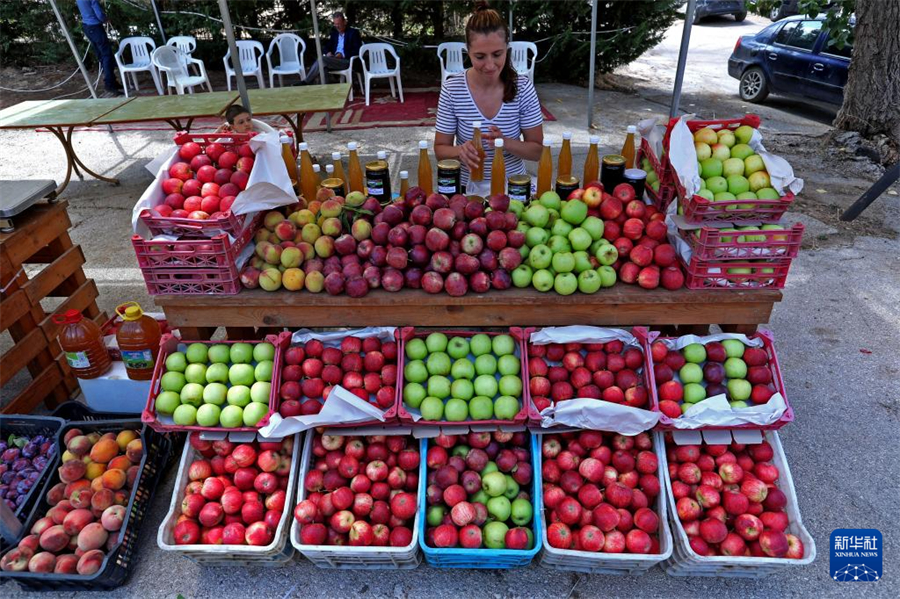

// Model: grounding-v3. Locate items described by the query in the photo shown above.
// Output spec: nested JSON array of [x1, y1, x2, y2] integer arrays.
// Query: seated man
[[302, 12, 362, 84]]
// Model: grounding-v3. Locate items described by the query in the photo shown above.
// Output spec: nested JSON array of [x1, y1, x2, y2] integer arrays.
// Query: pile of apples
[[543, 430, 663, 554], [294, 432, 419, 547], [651, 337, 778, 419], [172, 434, 293, 547], [528, 338, 649, 412], [152, 140, 256, 220], [665, 435, 804, 559], [424, 431, 535, 550], [277, 335, 398, 418], [0, 428, 143, 575]]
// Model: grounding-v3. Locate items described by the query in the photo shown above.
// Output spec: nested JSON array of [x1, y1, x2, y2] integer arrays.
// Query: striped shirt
[[436, 71, 543, 185]]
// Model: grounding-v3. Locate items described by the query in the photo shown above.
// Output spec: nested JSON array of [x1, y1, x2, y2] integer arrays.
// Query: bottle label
[[65, 351, 91, 369], [437, 176, 459, 195], [366, 177, 384, 197], [122, 349, 154, 370]]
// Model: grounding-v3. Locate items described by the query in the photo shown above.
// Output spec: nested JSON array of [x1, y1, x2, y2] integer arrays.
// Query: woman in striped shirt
[[434, 1, 544, 194]]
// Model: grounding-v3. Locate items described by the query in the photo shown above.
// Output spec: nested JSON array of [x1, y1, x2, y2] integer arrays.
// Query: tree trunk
[[833, 0, 900, 151], [433, 2, 444, 39]]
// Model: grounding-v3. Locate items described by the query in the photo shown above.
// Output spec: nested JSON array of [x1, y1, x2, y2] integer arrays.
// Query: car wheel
[[770, 6, 781, 21], [693, 11, 703, 24], [735, 11, 747, 22], [739, 67, 769, 103]]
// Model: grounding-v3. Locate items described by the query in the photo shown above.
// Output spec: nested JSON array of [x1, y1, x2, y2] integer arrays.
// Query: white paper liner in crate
[[290, 431, 421, 569], [133, 131, 296, 240], [658, 333, 788, 429], [662, 430, 816, 577], [538, 431, 673, 574], [637, 117, 665, 161], [157, 432, 301, 564], [529, 326, 659, 434], [667, 115, 804, 200]]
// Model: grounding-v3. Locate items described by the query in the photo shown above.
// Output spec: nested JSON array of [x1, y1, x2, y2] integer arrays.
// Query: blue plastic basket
[[418, 433, 543, 568]]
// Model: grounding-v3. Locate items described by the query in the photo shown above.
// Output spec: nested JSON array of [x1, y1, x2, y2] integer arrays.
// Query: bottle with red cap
[[52, 309, 111, 379], [115, 302, 161, 380]]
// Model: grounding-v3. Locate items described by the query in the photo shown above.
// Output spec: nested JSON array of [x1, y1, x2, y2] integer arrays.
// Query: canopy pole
[[310, 0, 332, 132], [48, 0, 98, 99], [218, 0, 251, 111], [509, 1, 514, 42], [150, 0, 166, 43], [586, 0, 597, 130], [670, 0, 697, 118]]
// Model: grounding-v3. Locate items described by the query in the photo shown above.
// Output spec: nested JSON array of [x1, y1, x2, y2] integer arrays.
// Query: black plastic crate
[[0, 415, 64, 521], [51, 401, 137, 422]]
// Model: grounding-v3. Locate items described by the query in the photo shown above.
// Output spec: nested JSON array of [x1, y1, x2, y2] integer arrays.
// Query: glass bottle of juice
[[583, 135, 600, 186], [621, 125, 637, 169], [398, 170, 409, 198], [347, 141, 364, 194], [53, 309, 111, 379], [331, 151, 346, 186], [536, 138, 553, 197], [470, 120, 485, 182], [280, 135, 298, 191], [558, 131, 573, 178], [417, 140, 433, 195], [490, 138, 506, 196], [298, 142, 318, 202], [114, 302, 161, 381]]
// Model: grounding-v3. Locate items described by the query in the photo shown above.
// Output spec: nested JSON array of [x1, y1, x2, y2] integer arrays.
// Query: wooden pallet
[[0, 200, 106, 413]]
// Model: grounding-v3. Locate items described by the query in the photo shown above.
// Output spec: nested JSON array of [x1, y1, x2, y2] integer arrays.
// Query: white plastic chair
[[165, 36, 210, 82], [265, 33, 307, 87], [327, 56, 363, 101], [224, 40, 266, 90], [437, 42, 466, 83], [114, 37, 161, 97], [151, 46, 212, 95], [359, 43, 404, 107], [509, 41, 538, 82]]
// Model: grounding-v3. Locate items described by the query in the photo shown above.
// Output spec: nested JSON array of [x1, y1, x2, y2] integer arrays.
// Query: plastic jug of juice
[[347, 142, 364, 194], [558, 131, 572, 178], [114, 302, 161, 380], [490, 138, 506, 196], [536, 138, 553, 197], [583, 135, 600, 186], [53, 309, 111, 379], [621, 125, 637, 169], [417, 140, 434, 195]]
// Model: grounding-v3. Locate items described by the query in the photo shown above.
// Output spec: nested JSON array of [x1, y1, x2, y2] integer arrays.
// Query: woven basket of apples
[[538, 430, 673, 574], [156, 433, 299, 566], [660, 430, 816, 577], [291, 430, 421, 569]]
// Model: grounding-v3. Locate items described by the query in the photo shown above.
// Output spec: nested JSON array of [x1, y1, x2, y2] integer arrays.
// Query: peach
[[77, 522, 108, 551], [61, 450, 78, 463], [91, 488, 115, 512], [30, 516, 55, 536], [39, 524, 71, 552], [59, 459, 87, 483], [126, 439, 143, 463], [106, 531, 122, 552], [67, 435, 93, 457], [0, 547, 33, 572], [114, 491, 128, 506], [54, 554, 79, 574], [69, 487, 93, 509], [63, 428, 84, 445], [108, 456, 132, 472], [91, 477, 105, 493], [116, 430, 139, 451], [101, 505, 126, 532], [66, 478, 91, 498], [18, 534, 40, 553], [46, 482, 67, 506], [85, 462, 106, 480], [27, 551, 57, 573], [47, 504, 74, 524], [126, 465, 139, 488], [101, 469, 127, 491], [63, 508, 95, 535], [86, 432, 101, 444], [76, 549, 105, 576], [90, 439, 120, 464]]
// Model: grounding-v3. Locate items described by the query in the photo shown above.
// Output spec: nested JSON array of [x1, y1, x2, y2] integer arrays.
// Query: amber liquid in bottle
[[53, 309, 111, 379], [536, 138, 553, 197], [115, 302, 161, 380], [399, 170, 409, 197], [417, 140, 434, 195], [558, 131, 572, 178], [281, 135, 299, 192], [621, 125, 637, 169], [347, 141, 364, 194], [298, 142, 318, 202], [331, 151, 346, 185], [491, 138, 506, 196], [583, 135, 600, 186], [470, 120, 485, 182]]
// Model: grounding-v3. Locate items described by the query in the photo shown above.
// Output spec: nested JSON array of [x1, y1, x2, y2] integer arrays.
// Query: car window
[[823, 37, 853, 59], [786, 20, 823, 51], [774, 22, 799, 45]]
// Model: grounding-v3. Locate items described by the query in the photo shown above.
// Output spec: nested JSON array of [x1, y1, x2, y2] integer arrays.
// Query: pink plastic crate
[[680, 222, 804, 261], [396, 327, 532, 428], [138, 266, 242, 295], [142, 333, 285, 434], [679, 255, 793, 290], [132, 213, 259, 270], [636, 138, 675, 211], [648, 329, 794, 431]]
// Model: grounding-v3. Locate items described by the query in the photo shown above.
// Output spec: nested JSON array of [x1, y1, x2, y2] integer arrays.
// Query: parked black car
[[769, 0, 802, 21], [693, 0, 748, 23]]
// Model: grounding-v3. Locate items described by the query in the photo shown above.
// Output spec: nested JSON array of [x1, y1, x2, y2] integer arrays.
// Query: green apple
[[723, 158, 745, 178], [403, 383, 426, 409], [727, 175, 750, 195], [547, 234, 571, 254], [165, 352, 187, 372], [196, 403, 221, 427], [525, 226, 550, 248], [425, 332, 448, 353], [694, 142, 711, 160], [426, 352, 451, 376], [724, 357, 747, 379], [475, 354, 497, 376], [679, 363, 703, 384], [524, 203, 550, 228], [532, 269, 554, 292], [512, 264, 533, 288], [492, 334, 516, 356], [717, 130, 736, 148], [736, 191, 758, 203], [474, 374, 498, 398], [511, 498, 533, 526], [539, 190, 561, 211], [184, 363, 207, 385], [683, 383, 707, 403], [700, 158, 723, 179], [427, 375, 451, 399], [405, 338, 427, 360], [734, 125, 754, 145], [714, 192, 737, 203], [498, 354, 520, 376], [705, 176, 728, 194], [419, 396, 444, 420], [230, 343, 254, 364], [595, 243, 618, 266], [227, 385, 251, 407], [578, 269, 602, 294], [756, 187, 780, 200], [252, 342, 275, 362], [581, 216, 604, 241], [722, 339, 745, 358], [727, 378, 752, 401], [180, 383, 205, 407], [208, 344, 230, 364], [243, 401, 268, 426], [748, 171, 771, 192], [172, 404, 197, 425], [482, 472, 508, 497], [573, 251, 593, 274], [499, 376, 522, 397], [528, 244, 552, 270], [427, 505, 446, 527], [503, 477, 520, 500], [598, 265, 617, 287], [229, 364, 255, 386], [568, 227, 592, 251], [404, 360, 428, 384], [483, 521, 509, 549], [517, 220, 530, 234], [494, 395, 520, 419], [508, 200, 525, 217], [185, 343, 208, 364], [744, 154, 765, 176], [250, 381, 271, 403], [697, 188, 716, 201], [451, 358, 475, 380], [447, 337, 470, 359], [551, 252, 575, 274], [683, 343, 707, 363], [470, 334, 492, 357], [554, 273, 577, 296], [444, 398, 468, 422], [161, 371, 186, 393], [487, 495, 511, 521], [203, 382, 228, 406], [711, 143, 731, 161], [560, 198, 587, 225], [482, 462, 499, 475], [738, 226, 764, 243], [451, 378, 474, 401], [219, 405, 244, 428], [730, 143, 754, 160], [155, 391, 180, 415], [205, 363, 229, 384], [469, 396, 493, 419], [254, 360, 274, 382], [730, 400, 749, 409]]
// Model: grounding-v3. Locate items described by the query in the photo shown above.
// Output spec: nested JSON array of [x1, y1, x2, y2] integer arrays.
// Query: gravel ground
[[1, 11, 899, 599]]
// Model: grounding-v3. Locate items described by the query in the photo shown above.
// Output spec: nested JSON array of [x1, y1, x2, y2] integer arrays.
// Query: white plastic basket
[[157, 433, 302, 566], [290, 430, 421, 569], [661, 430, 816, 577], [537, 431, 674, 574]]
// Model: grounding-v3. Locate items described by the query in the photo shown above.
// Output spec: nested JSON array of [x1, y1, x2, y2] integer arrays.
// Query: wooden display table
[[155, 287, 782, 340]]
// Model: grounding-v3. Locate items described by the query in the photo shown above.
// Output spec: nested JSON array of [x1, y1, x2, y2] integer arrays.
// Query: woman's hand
[[457, 140, 482, 171], [481, 125, 504, 145]]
